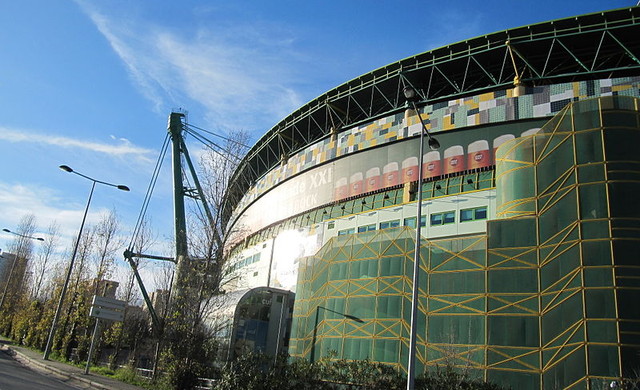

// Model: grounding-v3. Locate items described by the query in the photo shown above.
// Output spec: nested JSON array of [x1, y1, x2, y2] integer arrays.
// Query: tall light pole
[[0, 229, 45, 309], [404, 86, 439, 390], [43, 165, 129, 360]]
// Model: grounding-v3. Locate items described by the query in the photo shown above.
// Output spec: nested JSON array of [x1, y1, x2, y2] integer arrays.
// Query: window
[[358, 224, 376, 233], [460, 206, 488, 222], [338, 228, 355, 236], [379, 220, 400, 230], [327, 221, 335, 229], [460, 209, 474, 222], [430, 211, 455, 226], [443, 211, 455, 224], [404, 216, 426, 228], [404, 217, 416, 228]]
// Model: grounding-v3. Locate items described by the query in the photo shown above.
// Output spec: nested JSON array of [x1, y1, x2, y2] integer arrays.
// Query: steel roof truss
[[607, 30, 640, 65], [509, 43, 543, 79], [434, 64, 461, 94], [556, 39, 590, 73], [470, 55, 499, 86]]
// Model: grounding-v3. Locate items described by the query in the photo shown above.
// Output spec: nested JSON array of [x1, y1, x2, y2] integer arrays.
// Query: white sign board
[[89, 295, 126, 322], [89, 306, 124, 322], [92, 296, 126, 310]]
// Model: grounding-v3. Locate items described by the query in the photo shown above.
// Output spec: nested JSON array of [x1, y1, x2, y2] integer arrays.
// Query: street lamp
[[0, 229, 45, 309], [43, 165, 129, 360], [403, 86, 439, 390], [310, 305, 364, 364]]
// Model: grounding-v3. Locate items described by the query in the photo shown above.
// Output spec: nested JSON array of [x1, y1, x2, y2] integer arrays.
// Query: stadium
[[215, 6, 640, 389]]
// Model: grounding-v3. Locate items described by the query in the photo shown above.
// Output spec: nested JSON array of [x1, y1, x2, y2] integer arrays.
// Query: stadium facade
[[218, 7, 640, 389]]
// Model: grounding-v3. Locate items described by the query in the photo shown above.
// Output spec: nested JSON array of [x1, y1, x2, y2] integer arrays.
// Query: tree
[[91, 209, 121, 294], [0, 214, 38, 334], [108, 216, 156, 369], [32, 222, 60, 300]]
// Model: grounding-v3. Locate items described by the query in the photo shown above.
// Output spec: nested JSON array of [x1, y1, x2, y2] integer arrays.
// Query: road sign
[[92, 296, 126, 311], [89, 295, 126, 322], [89, 306, 124, 322]]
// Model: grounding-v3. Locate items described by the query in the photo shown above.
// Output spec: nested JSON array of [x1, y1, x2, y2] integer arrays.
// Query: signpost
[[85, 295, 126, 374]]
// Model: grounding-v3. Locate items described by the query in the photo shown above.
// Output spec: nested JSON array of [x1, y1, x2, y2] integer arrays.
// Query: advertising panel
[[234, 119, 547, 235]]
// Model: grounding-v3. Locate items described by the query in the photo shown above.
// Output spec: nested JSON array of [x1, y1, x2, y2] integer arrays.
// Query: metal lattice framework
[[224, 7, 640, 225]]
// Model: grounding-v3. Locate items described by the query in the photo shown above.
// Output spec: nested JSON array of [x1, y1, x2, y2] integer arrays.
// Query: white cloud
[[76, 2, 305, 134], [0, 126, 155, 161], [0, 182, 111, 250]]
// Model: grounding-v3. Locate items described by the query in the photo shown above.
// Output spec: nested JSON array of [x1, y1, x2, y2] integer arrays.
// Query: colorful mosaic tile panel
[[234, 77, 640, 211]]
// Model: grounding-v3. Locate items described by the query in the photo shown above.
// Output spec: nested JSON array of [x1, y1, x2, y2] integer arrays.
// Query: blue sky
[[0, 1, 636, 276]]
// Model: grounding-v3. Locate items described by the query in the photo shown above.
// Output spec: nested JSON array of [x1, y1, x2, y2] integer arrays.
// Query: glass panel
[[581, 241, 611, 266], [404, 217, 416, 228], [577, 164, 605, 183], [573, 103, 600, 131], [489, 269, 537, 293], [538, 190, 577, 244], [575, 131, 603, 165], [587, 320, 617, 343], [460, 209, 474, 222], [443, 211, 455, 224], [584, 267, 613, 287], [578, 184, 609, 219], [585, 290, 616, 318], [609, 182, 640, 219], [537, 136, 575, 194], [488, 316, 539, 347], [430, 213, 443, 226], [588, 345, 620, 377], [604, 129, 640, 162], [488, 218, 537, 248], [581, 220, 609, 240], [602, 111, 638, 128], [475, 207, 487, 220]]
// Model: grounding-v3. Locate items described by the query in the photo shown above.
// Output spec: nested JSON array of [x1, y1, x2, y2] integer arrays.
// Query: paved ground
[[0, 349, 81, 390], [0, 339, 146, 390]]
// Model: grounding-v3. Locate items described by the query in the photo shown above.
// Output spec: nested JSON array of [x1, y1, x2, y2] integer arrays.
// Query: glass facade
[[289, 96, 640, 389]]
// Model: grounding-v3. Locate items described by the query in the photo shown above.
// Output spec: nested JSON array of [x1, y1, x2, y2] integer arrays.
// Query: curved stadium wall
[[221, 7, 640, 389]]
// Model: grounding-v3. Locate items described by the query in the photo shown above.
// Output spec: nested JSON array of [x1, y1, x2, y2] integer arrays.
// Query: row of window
[[337, 207, 487, 235], [232, 252, 262, 270]]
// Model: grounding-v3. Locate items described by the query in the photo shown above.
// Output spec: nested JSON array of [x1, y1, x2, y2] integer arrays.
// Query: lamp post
[[403, 86, 439, 390], [310, 305, 364, 363], [0, 229, 45, 309], [43, 165, 129, 360]]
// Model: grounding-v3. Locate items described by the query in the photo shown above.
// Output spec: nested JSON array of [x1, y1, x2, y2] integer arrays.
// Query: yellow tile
[[612, 85, 632, 92], [480, 91, 496, 102]]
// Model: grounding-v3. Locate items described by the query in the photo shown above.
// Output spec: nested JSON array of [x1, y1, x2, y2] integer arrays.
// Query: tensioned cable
[[125, 121, 247, 252], [183, 127, 244, 163], [127, 133, 171, 250], [184, 123, 250, 149]]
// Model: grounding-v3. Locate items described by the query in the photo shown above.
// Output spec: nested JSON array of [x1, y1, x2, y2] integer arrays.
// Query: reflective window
[[443, 211, 455, 224], [460, 206, 488, 222], [379, 220, 400, 230], [338, 228, 355, 236], [357, 224, 376, 233]]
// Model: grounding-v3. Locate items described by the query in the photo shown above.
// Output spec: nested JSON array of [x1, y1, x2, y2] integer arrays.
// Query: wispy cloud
[[77, 2, 305, 134], [0, 182, 110, 246], [0, 126, 155, 160]]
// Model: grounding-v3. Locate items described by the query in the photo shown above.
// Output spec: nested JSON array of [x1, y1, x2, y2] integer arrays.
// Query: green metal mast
[[168, 112, 190, 308]]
